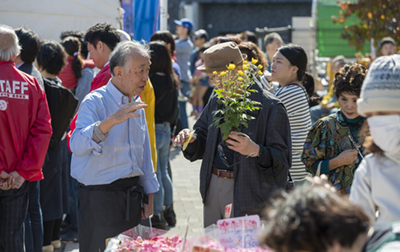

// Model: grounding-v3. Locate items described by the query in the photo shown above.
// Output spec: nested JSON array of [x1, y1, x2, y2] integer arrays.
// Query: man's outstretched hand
[[100, 102, 148, 134]]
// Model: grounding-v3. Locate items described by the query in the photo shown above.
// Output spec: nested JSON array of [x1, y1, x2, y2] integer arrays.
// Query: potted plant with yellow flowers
[[211, 58, 263, 141]]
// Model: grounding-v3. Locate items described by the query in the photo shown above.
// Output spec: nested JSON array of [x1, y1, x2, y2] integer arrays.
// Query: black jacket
[[41, 77, 78, 221], [43, 77, 78, 149], [183, 82, 292, 217]]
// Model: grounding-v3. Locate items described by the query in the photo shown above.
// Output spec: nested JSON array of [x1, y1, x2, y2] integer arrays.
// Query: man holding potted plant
[[174, 42, 292, 227]]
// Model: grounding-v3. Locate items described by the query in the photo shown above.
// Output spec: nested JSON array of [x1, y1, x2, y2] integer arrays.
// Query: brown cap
[[197, 42, 243, 73]]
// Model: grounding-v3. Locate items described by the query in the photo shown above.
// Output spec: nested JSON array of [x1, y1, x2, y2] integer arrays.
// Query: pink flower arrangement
[[116, 235, 182, 252]]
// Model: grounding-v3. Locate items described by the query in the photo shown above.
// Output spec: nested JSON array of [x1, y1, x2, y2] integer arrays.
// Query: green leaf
[[212, 117, 222, 125], [214, 89, 226, 98], [220, 122, 232, 140], [212, 109, 224, 116]]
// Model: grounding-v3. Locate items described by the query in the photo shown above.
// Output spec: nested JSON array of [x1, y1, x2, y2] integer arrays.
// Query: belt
[[212, 168, 234, 179]]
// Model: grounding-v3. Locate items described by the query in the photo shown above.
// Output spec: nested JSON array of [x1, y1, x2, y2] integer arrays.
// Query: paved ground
[[60, 112, 203, 252]]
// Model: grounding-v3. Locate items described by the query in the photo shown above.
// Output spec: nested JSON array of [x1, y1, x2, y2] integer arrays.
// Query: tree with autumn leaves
[[332, 0, 399, 51]]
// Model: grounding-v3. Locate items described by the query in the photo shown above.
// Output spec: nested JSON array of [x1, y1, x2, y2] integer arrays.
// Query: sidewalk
[[60, 112, 203, 251]]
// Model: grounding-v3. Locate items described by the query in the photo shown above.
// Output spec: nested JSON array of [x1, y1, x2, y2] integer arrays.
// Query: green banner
[[317, 0, 370, 58]]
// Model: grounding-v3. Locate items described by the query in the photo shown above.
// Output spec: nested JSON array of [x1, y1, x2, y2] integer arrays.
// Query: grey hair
[[0, 24, 21, 61], [109, 40, 150, 77], [263, 32, 283, 46]]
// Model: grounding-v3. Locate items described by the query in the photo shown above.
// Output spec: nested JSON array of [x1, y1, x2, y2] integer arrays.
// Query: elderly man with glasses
[[70, 41, 159, 252]]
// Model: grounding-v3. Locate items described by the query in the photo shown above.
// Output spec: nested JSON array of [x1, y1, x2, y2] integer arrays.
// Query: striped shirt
[[274, 85, 312, 181]]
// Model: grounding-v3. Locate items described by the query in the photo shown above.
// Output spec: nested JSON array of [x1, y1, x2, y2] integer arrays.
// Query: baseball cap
[[195, 29, 208, 40], [174, 18, 194, 32]]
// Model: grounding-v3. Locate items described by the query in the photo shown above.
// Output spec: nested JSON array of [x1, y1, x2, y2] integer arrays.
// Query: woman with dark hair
[[59, 36, 95, 110], [148, 41, 179, 229], [302, 63, 367, 195], [150, 30, 182, 102], [150, 30, 180, 78], [271, 44, 312, 186], [350, 55, 400, 225], [150, 30, 176, 56], [36, 41, 76, 252]]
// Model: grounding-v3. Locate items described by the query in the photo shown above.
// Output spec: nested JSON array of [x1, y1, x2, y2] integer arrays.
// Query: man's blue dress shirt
[[70, 80, 159, 194]]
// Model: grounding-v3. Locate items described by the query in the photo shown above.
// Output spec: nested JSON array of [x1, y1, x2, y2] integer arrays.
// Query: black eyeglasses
[[194, 36, 201, 40], [217, 143, 254, 168]]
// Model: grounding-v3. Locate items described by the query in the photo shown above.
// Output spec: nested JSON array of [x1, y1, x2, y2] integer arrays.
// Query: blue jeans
[[25, 181, 43, 252], [181, 80, 191, 98], [153, 123, 173, 215]]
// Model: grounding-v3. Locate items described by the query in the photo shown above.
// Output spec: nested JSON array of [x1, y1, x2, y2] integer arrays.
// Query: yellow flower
[[258, 64, 263, 69], [238, 70, 244, 76], [258, 70, 263, 75], [238, 77, 243, 81], [227, 63, 236, 70], [213, 71, 217, 75], [252, 58, 259, 64], [243, 60, 248, 64], [242, 64, 249, 70], [219, 71, 227, 76]]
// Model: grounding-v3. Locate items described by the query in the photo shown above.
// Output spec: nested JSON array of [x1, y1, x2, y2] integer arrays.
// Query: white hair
[[0, 24, 21, 61], [109, 40, 150, 77]]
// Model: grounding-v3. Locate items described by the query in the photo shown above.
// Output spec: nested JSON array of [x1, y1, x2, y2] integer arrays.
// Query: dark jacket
[[19, 62, 44, 90], [183, 82, 292, 216], [43, 77, 78, 149], [150, 74, 179, 125], [41, 77, 77, 221]]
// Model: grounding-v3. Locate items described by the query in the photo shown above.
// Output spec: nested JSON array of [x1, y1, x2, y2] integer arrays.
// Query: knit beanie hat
[[357, 55, 400, 116]]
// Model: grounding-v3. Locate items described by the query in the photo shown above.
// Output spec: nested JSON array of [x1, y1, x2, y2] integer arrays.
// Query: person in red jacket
[[0, 25, 52, 252], [14, 26, 46, 252], [66, 23, 121, 150]]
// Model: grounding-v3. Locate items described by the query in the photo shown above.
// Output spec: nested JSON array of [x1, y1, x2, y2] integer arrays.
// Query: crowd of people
[[0, 16, 399, 252]]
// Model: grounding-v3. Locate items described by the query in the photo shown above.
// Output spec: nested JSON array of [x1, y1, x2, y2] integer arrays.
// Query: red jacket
[[0, 61, 52, 181], [66, 63, 111, 151]]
